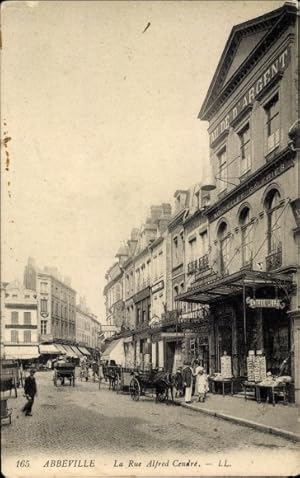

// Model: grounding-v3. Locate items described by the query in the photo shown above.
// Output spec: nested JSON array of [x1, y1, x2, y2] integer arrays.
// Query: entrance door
[[217, 324, 232, 371], [165, 341, 176, 373]]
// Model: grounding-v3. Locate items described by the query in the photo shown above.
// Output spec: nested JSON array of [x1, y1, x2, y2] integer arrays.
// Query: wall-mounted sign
[[210, 47, 290, 146], [151, 280, 164, 294], [246, 297, 286, 309], [40, 312, 49, 318]]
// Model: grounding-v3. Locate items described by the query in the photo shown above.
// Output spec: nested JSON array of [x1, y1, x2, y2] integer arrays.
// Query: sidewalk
[[175, 393, 300, 442]]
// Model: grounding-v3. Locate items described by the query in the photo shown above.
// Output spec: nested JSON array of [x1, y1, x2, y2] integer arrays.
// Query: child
[[195, 366, 208, 402]]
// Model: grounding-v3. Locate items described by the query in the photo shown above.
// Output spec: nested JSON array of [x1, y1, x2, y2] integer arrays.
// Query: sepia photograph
[[1, 0, 299, 477]]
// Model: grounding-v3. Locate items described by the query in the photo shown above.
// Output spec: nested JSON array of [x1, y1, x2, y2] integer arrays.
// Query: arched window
[[239, 207, 253, 267], [217, 221, 230, 275], [265, 189, 282, 253]]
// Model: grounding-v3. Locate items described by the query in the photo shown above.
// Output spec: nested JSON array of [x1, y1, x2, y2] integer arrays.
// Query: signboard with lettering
[[210, 47, 290, 146], [246, 297, 286, 309], [151, 280, 164, 294], [207, 154, 294, 222]]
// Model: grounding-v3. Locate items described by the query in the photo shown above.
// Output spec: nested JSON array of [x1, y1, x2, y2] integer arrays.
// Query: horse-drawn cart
[[54, 363, 75, 386], [0, 360, 19, 397], [129, 369, 174, 403], [116, 368, 135, 394]]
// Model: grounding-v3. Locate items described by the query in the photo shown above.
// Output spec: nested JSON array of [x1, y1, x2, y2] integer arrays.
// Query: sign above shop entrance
[[246, 297, 286, 309]]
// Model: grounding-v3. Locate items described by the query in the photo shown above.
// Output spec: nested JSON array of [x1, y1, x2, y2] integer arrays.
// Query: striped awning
[[61, 345, 78, 358], [78, 346, 91, 356], [54, 344, 67, 355], [39, 344, 60, 354], [70, 346, 85, 358]]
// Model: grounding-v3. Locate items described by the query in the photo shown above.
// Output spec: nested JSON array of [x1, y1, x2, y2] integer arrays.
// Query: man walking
[[22, 369, 37, 416]]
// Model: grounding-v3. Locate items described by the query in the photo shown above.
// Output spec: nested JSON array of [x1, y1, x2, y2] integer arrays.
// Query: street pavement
[[2, 371, 299, 457]]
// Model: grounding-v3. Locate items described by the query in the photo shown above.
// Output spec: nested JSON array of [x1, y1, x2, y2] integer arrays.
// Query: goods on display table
[[220, 352, 232, 379], [246, 350, 266, 382]]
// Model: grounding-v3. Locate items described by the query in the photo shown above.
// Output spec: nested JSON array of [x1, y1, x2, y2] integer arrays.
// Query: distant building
[[3, 280, 39, 360], [23, 257, 37, 291], [76, 297, 100, 352], [36, 271, 76, 344]]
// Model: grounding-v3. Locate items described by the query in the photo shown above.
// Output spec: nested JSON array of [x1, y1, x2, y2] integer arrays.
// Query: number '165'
[[17, 460, 30, 467]]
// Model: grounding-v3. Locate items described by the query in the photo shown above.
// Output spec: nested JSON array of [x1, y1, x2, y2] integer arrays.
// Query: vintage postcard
[[1, 0, 299, 477]]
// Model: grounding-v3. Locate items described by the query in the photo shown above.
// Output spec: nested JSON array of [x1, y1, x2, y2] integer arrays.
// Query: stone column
[[232, 308, 238, 377], [256, 309, 264, 351], [289, 310, 300, 405], [208, 313, 216, 374]]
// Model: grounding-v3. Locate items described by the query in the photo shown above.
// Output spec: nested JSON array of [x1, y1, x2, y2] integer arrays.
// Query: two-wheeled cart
[[129, 369, 173, 403], [54, 363, 75, 386]]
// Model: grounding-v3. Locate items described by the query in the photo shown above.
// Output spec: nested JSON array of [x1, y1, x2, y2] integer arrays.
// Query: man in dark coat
[[22, 369, 37, 416]]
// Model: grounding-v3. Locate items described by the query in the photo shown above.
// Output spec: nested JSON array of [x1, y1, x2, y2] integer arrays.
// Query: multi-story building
[[178, 1, 299, 403], [36, 270, 76, 344], [23, 259, 77, 344], [3, 280, 39, 360], [76, 297, 101, 352]]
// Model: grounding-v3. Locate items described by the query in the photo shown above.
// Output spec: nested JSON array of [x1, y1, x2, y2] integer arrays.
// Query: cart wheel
[[156, 381, 168, 402], [73, 376, 75, 387], [129, 377, 140, 401], [54, 377, 57, 387]]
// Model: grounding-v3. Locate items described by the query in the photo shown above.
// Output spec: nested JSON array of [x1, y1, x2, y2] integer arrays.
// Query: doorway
[[165, 341, 176, 373]]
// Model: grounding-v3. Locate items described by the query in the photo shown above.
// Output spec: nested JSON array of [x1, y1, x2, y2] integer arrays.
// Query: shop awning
[[54, 344, 68, 355], [70, 346, 85, 357], [176, 270, 294, 304], [102, 338, 125, 365], [78, 346, 91, 356], [62, 345, 78, 358], [39, 344, 60, 355], [4, 346, 40, 360]]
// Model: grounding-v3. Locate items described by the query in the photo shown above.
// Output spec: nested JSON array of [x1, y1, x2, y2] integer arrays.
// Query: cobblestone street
[[2, 372, 298, 457]]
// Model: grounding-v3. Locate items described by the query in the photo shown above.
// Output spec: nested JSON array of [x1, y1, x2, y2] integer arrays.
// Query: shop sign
[[189, 271, 219, 290], [151, 280, 164, 294], [246, 297, 286, 309], [208, 155, 294, 222], [210, 47, 290, 145]]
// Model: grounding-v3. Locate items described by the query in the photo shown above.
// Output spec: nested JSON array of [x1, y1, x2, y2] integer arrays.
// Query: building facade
[[3, 281, 39, 360], [76, 297, 100, 351], [102, 3, 299, 402], [178, 2, 299, 403], [36, 271, 76, 344]]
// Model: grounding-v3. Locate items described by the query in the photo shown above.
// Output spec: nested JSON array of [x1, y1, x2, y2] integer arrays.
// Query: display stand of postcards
[[246, 350, 266, 382], [220, 354, 232, 379]]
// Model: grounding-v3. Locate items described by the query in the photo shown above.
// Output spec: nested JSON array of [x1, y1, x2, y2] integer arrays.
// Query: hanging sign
[[246, 297, 286, 309]]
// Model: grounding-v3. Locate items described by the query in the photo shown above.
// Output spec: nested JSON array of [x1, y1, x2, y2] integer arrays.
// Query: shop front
[[177, 270, 295, 400]]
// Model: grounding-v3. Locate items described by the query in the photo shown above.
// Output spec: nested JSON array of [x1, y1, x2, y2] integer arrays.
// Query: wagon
[[54, 363, 75, 386], [116, 368, 135, 394], [129, 368, 174, 403], [0, 360, 19, 397]]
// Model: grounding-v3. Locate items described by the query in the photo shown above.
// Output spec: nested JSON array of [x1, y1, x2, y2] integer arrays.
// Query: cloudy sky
[[1, 0, 283, 321]]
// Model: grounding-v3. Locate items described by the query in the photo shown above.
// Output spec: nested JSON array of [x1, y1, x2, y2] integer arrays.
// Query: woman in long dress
[[194, 365, 208, 402]]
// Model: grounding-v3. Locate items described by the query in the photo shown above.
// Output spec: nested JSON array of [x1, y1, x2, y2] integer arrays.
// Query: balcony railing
[[266, 248, 282, 271], [187, 254, 209, 274]]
